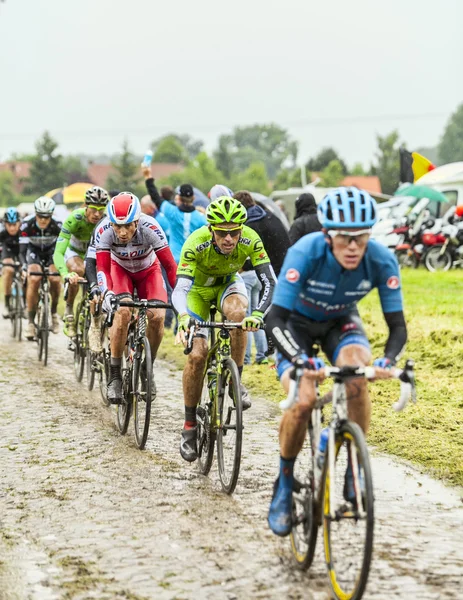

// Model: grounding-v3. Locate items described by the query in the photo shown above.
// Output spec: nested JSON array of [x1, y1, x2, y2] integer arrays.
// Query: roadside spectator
[[160, 185, 175, 203], [288, 192, 322, 245], [142, 168, 206, 263], [234, 190, 290, 365]]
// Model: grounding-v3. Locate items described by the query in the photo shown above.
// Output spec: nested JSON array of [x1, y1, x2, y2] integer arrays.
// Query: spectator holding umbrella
[[288, 192, 322, 245]]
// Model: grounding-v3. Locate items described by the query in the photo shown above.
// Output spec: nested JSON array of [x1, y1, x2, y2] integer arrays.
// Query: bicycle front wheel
[[133, 337, 153, 450], [216, 358, 243, 495], [10, 283, 19, 339], [196, 367, 216, 476], [117, 349, 132, 435], [322, 421, 374, 600], [290, 428, 319, 570], [98, 323, 111, 406], [15, 283, 23, 342], [73, 301, 85, 382]]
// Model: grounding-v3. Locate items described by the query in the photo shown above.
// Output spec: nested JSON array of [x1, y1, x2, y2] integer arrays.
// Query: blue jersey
[[160, 201, 207, 263], [273, 232, 403, 321]]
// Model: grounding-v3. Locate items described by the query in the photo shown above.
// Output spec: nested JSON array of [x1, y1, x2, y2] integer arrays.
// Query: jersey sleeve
[[272, 242, 314, 311], [247, 229, 271, 268], [53, 215, 73, 277], [176, 238, 197, 281], [374, 248, 404, 314]]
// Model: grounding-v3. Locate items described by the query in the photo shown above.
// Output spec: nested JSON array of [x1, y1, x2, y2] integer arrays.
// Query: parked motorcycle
[[394, 214, 442, 268], [423, 222, 463, 271]]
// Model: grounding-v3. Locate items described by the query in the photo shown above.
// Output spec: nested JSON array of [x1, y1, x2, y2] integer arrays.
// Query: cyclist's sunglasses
[[36, 213, 52, 219], [327, 229, 371, 247], [87, 204, 106, 211], [211, 226, 242, 239]]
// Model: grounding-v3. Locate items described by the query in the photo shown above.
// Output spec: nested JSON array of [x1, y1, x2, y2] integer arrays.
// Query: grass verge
[[158, 269, 463, 488]]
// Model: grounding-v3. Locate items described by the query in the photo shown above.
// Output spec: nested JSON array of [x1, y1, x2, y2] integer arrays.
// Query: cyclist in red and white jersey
[[96, 192, 177, 403]]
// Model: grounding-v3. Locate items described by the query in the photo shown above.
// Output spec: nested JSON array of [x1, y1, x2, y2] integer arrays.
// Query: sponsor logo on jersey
[[357, 279, 372, 291], [386, 276, 400, 290], [239, 237, 251, 246], [258, 252, 266, 259], [286, 268, 300, 283], [196, 240, 212, 252]]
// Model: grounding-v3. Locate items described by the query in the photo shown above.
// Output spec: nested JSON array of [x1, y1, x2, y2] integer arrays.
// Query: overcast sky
[[1, 0, 462, 168]]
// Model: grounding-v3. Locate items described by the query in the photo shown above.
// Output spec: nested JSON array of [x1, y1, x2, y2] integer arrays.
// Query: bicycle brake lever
[[183, 321, 196, 355]]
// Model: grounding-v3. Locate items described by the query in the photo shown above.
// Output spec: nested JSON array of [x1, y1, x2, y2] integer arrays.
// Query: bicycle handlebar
[[182, 318, 259, 355], [28, 271, 61, 277], [106, 297, 173, 328], [280, 359, 416, 412]]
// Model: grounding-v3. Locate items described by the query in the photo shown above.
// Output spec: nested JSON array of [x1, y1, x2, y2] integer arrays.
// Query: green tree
[[438, 103, 463, 164], [106, 139, 140, 192], [152, 135, 188, 163], [163, 152, 226, 193], [0, 171, 15, 207], [350, 162, 366, 176], [372, 130, 401, 195], [306, 147, 347, 174], [273, 167, 311, 190], [24, 131, 65, 194], [62, 155, 88, 184], [214, 124, 298, 179], [320, 160, 345, 187], [229, 162, 271, 196]]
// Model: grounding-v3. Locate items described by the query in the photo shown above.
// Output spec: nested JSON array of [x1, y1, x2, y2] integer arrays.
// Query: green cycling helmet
[[206, 196, 247, 226]]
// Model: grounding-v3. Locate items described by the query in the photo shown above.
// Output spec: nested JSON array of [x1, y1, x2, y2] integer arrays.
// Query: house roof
[[0, 161, 31, 193], [341, 176, 382, 193], [87, 162, 184, 188]]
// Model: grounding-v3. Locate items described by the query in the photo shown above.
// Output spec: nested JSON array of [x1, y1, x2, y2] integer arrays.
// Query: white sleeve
[[172, 277, 193, 315]]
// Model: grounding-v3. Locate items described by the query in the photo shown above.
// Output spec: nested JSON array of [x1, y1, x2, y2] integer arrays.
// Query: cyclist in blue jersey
[[265, 187, 407, 536]]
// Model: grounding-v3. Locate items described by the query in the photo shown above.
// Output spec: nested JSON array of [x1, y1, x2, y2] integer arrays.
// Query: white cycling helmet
[[34, 196, 56, 215]]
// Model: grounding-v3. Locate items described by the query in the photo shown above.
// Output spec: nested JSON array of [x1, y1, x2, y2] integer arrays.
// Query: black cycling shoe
[[180, 426, 198, 462], [240, 383, 252, 410]]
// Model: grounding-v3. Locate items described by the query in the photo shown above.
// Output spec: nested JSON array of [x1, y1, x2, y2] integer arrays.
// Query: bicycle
[[184, 307, 244, 495], [108, 298, 172, 449], [282, 359, 416, 600], [29, 261, 61, 366], [2, 261, 25, 341], [64, 279, 90, 383]]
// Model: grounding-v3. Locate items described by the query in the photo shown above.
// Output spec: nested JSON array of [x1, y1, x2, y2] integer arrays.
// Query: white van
[[416, 162, 463, 212]]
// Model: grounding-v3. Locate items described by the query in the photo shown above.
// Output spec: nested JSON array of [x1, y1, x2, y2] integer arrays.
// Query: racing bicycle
[[2, 261, 25, 341]]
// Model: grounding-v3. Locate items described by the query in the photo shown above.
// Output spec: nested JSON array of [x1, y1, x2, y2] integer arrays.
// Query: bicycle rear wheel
[[290, 428, 319, 570], [216, 358, 243, 495], [10, 282, 19, 338], [73, 300, 85, 382], [15, 283, 23, 342], [197, 367, 215, 475], [322, 421, 374, 600], [133, 337, 153, 450], [117, 349, 132, 435]]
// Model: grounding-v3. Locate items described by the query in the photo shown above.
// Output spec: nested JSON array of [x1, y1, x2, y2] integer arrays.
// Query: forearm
[[85, 257, 98, 287], [172, 277, 193, 315], [96, 250, 113, 292], [254, 263, 276, 315], [383, 311, 407, 364], [266, 304, 304, 362], [156, 246, 177, 289], [145, 177, 163, 210]]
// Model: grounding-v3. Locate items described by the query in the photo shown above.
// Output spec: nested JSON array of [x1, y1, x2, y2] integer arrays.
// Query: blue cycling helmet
[[4, 207, 20, 223], [317, 187, 377, 229]]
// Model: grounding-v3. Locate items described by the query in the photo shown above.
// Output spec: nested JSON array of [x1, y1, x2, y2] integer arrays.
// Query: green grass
[[159, 269, 463, 487]]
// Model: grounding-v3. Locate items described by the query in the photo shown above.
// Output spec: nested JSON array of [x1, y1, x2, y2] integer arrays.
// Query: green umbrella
[[394, 184, 448, 203]]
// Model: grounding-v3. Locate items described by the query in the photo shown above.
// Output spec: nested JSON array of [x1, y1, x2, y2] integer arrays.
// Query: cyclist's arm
[[18, 225, 29, 266], [95, 227, 114, 293], [53, 226, 72, 278], [383, 311, 407, 365], [266, 303, 303, 362], [254, 262, 276, 315], [145, 177, 164, 210], [156, 246, 177, 289], [172, 240, 198, 315], [172, 276, 193, 315]]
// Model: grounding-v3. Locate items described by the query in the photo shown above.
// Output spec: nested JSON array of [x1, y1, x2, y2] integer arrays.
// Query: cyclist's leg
[[25, 250, 42, 339], [107, 261, 133, 403], [179, 286, 212, 462], [133, 261, 167, 361], [63, 252, 84, 335], [219, 277, 248, 368], [1, 253, 15, 317], [269, 317, 319, 536]]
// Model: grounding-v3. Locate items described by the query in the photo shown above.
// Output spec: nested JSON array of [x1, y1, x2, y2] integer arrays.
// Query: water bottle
[[141, 149, 153, 169], [317, 428, 330, 470]]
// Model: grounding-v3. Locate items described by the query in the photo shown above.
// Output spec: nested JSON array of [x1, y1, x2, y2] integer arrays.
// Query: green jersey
[[176, 225, 270, 286], [53, 208, 96, 277]]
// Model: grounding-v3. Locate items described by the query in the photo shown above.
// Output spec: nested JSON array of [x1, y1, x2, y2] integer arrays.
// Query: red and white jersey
[[95, 214, 168, 273]]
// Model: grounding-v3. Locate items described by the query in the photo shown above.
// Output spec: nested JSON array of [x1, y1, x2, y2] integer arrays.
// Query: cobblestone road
[[0, 318, 462, 599]]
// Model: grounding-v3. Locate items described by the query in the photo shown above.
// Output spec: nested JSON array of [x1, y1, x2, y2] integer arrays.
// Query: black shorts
[[1, 246, 20, 261], [276, 310, 370, 378], [26, 248, 55, 267]]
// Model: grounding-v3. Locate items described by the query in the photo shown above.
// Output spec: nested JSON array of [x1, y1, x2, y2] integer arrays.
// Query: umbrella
[[394, 184, 448, 203], [174, 185, 209, 209], [45, 182, 94, 205]]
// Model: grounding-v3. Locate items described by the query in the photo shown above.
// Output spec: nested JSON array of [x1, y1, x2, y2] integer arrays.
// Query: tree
[[163, 152, 226, 193], [273, 167, 311, 190], [350, 162, 366, 176], [306, 147, 347, 174], [24, 131, 65, 194], [106, 139, 140, 192], [320, 160, 345, 187], [152, 135, 188, 163], [372, 130, 401, 195], [151, 133, 203, 163], [438, 103, 463, 165], [62, 155, 88, 185], [229, 162, 271, 196], [214, 124, 298, 179], [0, 171, 15, 207]]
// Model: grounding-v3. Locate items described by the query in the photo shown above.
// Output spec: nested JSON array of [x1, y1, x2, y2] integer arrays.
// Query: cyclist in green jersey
[[172, 196, 276, 462], [53, 186, 109, 337]]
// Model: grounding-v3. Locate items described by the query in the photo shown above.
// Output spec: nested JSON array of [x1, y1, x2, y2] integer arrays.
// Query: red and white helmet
[[108, 192, 141, 225]]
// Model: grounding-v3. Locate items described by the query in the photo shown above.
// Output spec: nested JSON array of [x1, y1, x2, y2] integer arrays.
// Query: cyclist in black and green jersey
[[172, 196, 276, 462], [53, 186, 109, 337]]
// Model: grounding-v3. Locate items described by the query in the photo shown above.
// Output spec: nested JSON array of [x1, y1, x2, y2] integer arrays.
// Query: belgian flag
[[400, 148, 436, 183]]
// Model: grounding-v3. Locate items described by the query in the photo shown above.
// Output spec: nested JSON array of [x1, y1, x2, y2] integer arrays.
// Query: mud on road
[[0, 318, 462, 600]]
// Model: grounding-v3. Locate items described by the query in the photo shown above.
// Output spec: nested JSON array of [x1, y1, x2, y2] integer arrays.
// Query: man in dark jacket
[[288, 192, 322, 245], [234, 190, 290, 276]]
